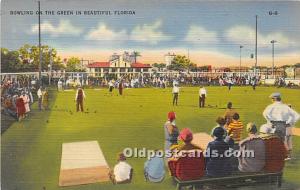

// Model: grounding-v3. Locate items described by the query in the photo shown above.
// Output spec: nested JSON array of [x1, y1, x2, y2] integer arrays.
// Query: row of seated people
[[168, 123, 287, 181], [108, 122, 286, 184]]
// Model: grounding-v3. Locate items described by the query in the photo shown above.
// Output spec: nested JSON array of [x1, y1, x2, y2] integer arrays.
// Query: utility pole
[[239, 45, 243, 77], [48, 49, 53, 85], [255, 15, 258, 76], [38, 1, 42, 86], [270, 40, 277, 78]]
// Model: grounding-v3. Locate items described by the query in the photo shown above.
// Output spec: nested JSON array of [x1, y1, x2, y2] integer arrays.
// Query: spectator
[[37, 87, 43, 111], [20, 91, 30, 114], [226, 113, 244, 144], [109, 153, 133, 184], [205, 127, 232, 177], [285, 104, 295, 160], [144, 150, 165, 182], [16, 95, 26, 122], [263, 92, 299, 141], [210, 117, 234, 147], [164, 111, 179, 153], [224, 102, 237, 125], [238, 123, 265, 172], [2, 95, 17, 119], [259, 124, 287, 172], [168, 128, 205, 181], [42, 88, 49, 110]]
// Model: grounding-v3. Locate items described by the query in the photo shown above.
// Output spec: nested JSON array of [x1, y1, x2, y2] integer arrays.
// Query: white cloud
[[85, 20, 172, 44], [86, 23, 128, 41], [225, 25, 291, 48], [184, 25, 218, 44], [130, 20, 172, 44], [30, 20, 82, 36]]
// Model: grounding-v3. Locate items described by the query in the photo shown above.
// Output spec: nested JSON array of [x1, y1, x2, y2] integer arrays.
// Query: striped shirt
[[227, 120, 243, 143]]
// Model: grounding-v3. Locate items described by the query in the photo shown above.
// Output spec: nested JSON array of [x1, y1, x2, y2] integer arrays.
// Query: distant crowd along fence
[[0, 70, 289, 80], [3, 71, 299, 86]]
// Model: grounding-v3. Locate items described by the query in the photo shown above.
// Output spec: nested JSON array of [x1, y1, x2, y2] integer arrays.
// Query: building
[[165, 52, 176, 66], [87, 52, 151, 77]]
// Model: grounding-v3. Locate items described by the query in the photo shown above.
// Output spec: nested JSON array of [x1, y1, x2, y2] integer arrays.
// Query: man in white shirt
[[108, 80, 114, 93], [37, 87, 42, 111], [57, 80, 63, 91], [172, 84, 180, 106], [263, 92, 300, 140], [110, 153, 133, 184], [199, 86, 207, 108], [227, 78, 233, 91]]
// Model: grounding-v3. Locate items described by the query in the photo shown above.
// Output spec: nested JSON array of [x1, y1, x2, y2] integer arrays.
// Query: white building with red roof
[[87, 52, 151, 77]]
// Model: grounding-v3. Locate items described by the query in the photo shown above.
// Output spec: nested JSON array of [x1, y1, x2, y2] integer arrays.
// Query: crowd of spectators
[[1, 76, 48, 122], [68, 73, 262, 89], [109, 99, 298, 185]]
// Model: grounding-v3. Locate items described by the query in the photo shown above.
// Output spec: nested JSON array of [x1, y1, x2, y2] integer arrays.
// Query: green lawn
[[1, 86, 300, 190]]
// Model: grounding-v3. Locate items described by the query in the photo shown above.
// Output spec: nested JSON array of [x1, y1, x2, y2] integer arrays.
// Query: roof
[[131, 62, 152, 68], [87, 62, 110, 68], [87, 61, 152, 68]]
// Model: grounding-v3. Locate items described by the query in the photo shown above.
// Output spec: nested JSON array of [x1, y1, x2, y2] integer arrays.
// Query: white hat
[[269, 92, 281, 99], [260, 123, 275, 134]]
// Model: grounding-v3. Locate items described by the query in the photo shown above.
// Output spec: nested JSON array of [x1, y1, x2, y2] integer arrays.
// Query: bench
[[174, 172, 283, 190]]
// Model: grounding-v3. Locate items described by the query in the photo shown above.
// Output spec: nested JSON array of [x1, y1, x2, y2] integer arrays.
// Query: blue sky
[[1, 0, 300, 66]]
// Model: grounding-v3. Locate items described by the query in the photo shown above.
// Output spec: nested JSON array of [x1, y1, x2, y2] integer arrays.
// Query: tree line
[[1, 44, 83, 73]]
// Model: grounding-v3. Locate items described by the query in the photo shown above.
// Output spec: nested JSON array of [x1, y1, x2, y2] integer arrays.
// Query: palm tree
[[132, 51, 141, 63]]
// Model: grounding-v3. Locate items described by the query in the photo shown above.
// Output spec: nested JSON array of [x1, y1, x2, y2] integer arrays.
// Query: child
[[109, 153, 133, 184]]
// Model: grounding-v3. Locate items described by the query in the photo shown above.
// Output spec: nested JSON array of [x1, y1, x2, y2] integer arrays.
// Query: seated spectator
[[226, 113, 244, 145], [172, 128, 201, 151], [260, 124, 287, 173], [238, 123, 265, 172], [144, 150, 165, 182], [3, 95, 17, 119], [206, 127, 232, 177], [224, 102, 237, 125], [226, 113, 244, 171], [109, 153, 133, 184], [211, 116, 234, 147], [168, 128, 205, 181]]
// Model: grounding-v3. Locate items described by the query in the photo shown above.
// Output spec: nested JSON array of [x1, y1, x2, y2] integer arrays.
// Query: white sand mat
[[59, 141, 110, 187], [191, 133, 213, 150]]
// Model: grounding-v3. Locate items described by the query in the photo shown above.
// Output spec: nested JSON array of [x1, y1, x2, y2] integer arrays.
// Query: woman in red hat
[[168, 128, 205, 181], [164, 111, 179, 153], [16, 95, 26, 121]]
